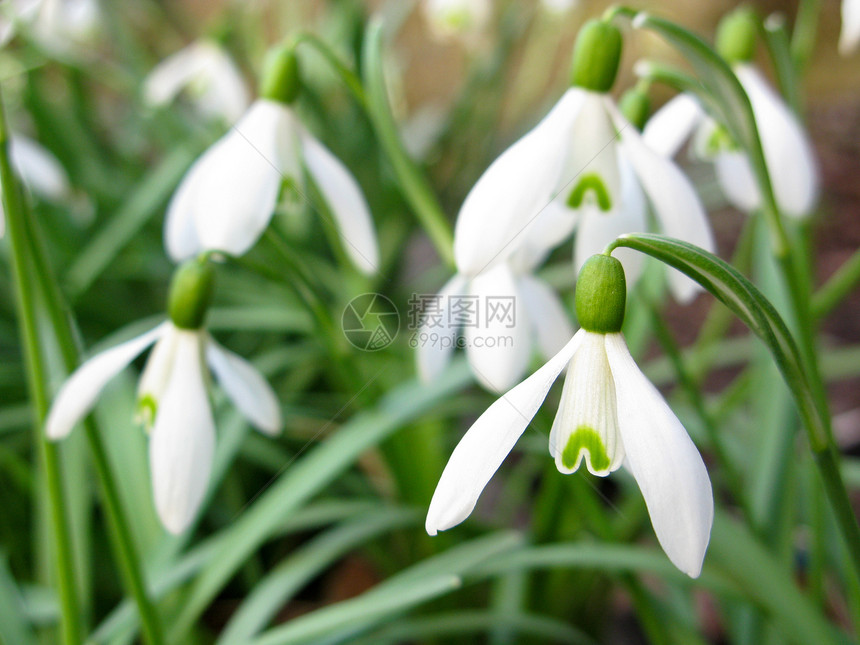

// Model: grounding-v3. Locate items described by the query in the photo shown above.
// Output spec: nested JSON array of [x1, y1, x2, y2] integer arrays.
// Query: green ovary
[[561, 425, 610, 472], [566, 174, 612, 211]]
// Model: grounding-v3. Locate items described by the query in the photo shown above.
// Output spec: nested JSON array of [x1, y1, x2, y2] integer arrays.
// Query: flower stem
[[6, 94, 166, 645], [812, 244, 860, 320], [0, 86, 83, 645]]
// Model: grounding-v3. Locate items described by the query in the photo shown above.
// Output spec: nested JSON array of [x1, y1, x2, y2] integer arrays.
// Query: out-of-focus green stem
[[812, 246, 860, 319], [0, 85, 83, 645], [791, 0, 821, 72], [286, 30, 455, 268]]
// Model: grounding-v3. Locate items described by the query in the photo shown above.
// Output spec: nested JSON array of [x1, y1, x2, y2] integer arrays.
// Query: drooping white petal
[[149, 330, 214, 534], [554, 93, 621, 217], [10, 135, 69, 200], [713, 150, 760, 214], [422, 0, 491, 40], [205, 337, 282, 435], [426, 330, 584, 535], [45, 323, 167, 439], [516, 273, 573, 360], [604, 333, 713, 577], [549, 331, 624, 476], [614, 107, 714, 302], [465, 263, 532, 393], [163, 158, 203, 262], [416, 273, 469, 383], [144, 41, 249, 123], [165, 100, 299, 261], [573, 159, 647, 287], [454, 88, 584, 276], [300, 130, 380, 274], [642, 94, 704, 159], [841, 0, 860, 56], [735, 64, 818, 218], [508, 200, 577, 273]]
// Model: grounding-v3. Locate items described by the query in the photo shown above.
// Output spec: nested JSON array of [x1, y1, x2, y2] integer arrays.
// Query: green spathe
[[619, 87, 651, 131], [260, 45, 301, 104], [570, 20, 623, 93], [575, 254, 626, 333], [168, 257, 215, 330], [561, 425, 610, 472], [716, 7, 759, 64]]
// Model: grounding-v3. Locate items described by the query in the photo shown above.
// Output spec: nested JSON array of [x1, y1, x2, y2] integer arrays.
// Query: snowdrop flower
[[165, 46, 379, 274], [144, 40, 250, 124], [3, 0, 100, 54], [643, 8, 818, 219], [453, 20, 714, 304], [841, 0, 860, 55], [0, 135, 70, 237], [417, 206, 575, 393], [426, 254, 714, 577], [0, 0, 40, 45], [45, 259, 282, 534], [422, 0, 491, 41]]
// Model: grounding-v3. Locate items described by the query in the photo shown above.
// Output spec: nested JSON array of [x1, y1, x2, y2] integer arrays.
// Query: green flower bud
[[260, 46, 301, 105], [167, 257, 215, 330], [575, 254, 626, 334], [570, 20, 623, 93], [619, 86, 650, 131], [716, 7, 758, 64]]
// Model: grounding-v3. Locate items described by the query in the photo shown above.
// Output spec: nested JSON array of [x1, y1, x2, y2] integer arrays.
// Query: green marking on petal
[[136, 395, 157, 431], [561, 425, 610, 472], [704, 124, 737, 155], [566, 173, 612, 211]]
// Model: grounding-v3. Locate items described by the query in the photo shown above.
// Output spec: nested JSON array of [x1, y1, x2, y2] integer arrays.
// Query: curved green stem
[[0, 86, 83, 645]]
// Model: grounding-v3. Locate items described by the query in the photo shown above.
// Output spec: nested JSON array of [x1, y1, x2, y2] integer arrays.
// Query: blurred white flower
[[0, 0, 40, 45], [426, 326, 713, 578], [45, 320, 281, 533], [841, 0, 860, 55], [143, 40, 250, 124], [165, 99, 379, 274], [0, 135, 70, 237], [418, 207, 575, 393], [1, 0, 100, 54], [453, 86, 714, 304], [422, 0, 491, 41], [643, 66, 818, 219], [540, 0, 578, 14]]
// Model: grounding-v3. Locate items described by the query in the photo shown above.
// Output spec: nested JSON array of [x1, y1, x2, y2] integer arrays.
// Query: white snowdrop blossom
[[540, 0, 578, 14], [418, 206, 575, 393], [2, 0, 100, 54], [144, 40, 250, 124], [0, 0, 40, 45], [164, 98, 379, 274], [45, 320, 282, 533], [422, 0, 491, 41], [0, 135, 70, 237], [643, 68, 818, 220], [841, 0, 860, 55], [452, 21, 714, 304], [426, 255, 714, 577]]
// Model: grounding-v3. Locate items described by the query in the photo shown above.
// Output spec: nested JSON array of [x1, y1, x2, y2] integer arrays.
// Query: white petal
[[604, 333, 713, 577], [554, 94, 621, 214], [614, 109, 715, 302], [416, 273, 469, 383], [45, 323, 167, 439], [508, 201, 577, 273], [9, 136, 69, 200], [642, 94, 703, 158], [163, 156, 204, 262], [516, 274, 573, 359], [426, 329, 584, 535], [136, 325, 181, 428], [206, 337, 282, 435], [713, 150, 760, 213], [186, 100, 298, 258], [735, 65, 818, 218], [453, 88, 584, 276], [465, 263, 532, 393], [573, 159, 647, 287], [549, 331, 624, 475], [300, 130, 380, 274], [144, 43, 208, 108], [149, 330, 214, 534], [841, 0, 860, 55]]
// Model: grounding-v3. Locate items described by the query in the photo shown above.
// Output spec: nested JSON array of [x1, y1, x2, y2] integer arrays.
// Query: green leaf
[[0, 553, 37, 645], [169, 361, 473, 642], [609, 233, 828, 450]]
